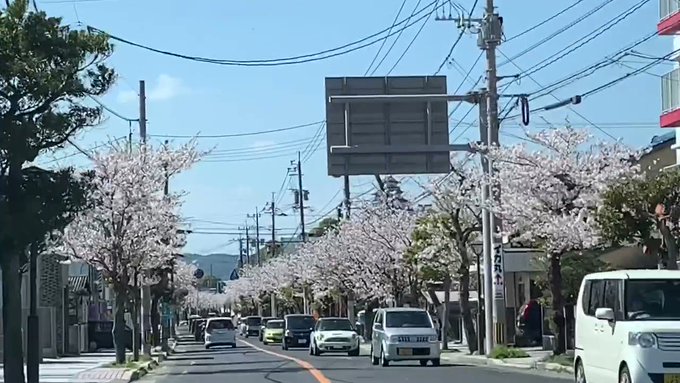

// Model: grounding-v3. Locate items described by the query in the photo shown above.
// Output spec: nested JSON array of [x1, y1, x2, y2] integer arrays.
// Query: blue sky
[[38, 0, 671, 255]]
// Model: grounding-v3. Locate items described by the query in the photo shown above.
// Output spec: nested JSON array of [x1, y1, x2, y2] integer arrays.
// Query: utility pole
[[27, 243, 39, 383], [138, 79, 152, 357], [293, 152, 308, 242], [161, 140, 171, 352], [482, 0, 506, 348], [269, 192, 277, 316], [238, 235, 244, 269], [245, 224, 251, 265], [343, 175, 351, 219], [248, 208, 262, 266]]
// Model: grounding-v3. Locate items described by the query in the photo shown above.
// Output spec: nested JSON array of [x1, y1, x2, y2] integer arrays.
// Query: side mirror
[[373, 322, 383, 331], [595, 307, 615, 321]]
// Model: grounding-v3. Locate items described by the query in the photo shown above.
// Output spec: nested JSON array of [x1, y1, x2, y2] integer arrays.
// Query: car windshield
[[207, 319, 234, 330], [385, 311, 432, 328], [267, 321, 284, 329], [246, 317, 262, 326], [318, 319, 353, 331], [287, 316, 315, 329], [262, 317, 276, 325], [626, 279, 680, 320]]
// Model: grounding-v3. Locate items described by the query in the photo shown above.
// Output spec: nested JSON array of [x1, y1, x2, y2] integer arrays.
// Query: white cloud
[[116, 74, 186, 104]]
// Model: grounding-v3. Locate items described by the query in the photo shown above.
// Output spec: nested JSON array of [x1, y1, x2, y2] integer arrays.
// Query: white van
[[574, 270, 680, 383]]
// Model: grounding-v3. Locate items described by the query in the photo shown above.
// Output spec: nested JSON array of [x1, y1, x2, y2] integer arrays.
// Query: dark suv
[[282, 314, 315, 350]]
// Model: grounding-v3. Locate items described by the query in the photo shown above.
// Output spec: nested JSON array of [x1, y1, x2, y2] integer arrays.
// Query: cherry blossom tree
[[57, 141, 200, 363], [409, 157, 482, 353], [486, 127, 637, 355]]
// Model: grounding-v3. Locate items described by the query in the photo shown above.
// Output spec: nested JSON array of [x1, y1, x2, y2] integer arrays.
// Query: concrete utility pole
[[482, 0, 506, 348], [293, 152, 307, 242], [343, 175, 351, 219], [238, 235, 244, 269], [161, 140, 171, 352], [138, 80, 153, 357], [269, 192, 277, 316], [245, 224, 251, 265], [249, 208, 261, 266]]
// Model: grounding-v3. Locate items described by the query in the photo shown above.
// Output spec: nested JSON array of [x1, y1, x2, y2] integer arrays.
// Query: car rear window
[[208, 319, 234, 330], [266, 321, 284, 329], [246, 317, 262, 326]]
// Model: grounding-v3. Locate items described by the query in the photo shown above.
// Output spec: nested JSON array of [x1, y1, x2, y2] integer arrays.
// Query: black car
[[87, 321, 138, 351], [282, 314, 315, 350], [244, 316, 262, 338]]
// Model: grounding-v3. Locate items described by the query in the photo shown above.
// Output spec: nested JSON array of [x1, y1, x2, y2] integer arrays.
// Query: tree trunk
[[131, 290, 140, 361], [459, 268, 478, 354], [2, 253, 26, 383], [363, 299, 379, 341], [112, 287, 127, 365], [151, 296, 160, 347], [441, 276, 451, 350], [659, 222, 679, 270], [549, 254, 566, 355]]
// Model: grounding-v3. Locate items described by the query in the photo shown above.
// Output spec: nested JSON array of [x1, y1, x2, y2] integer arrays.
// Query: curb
[[128, 357, 161, 382]]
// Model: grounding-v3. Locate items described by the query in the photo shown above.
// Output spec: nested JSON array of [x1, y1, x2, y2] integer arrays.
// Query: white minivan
[[574, 270, 680, 383]]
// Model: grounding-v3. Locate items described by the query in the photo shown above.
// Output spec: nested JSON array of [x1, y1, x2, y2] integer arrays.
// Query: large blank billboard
[[325, 76, 451, 177]]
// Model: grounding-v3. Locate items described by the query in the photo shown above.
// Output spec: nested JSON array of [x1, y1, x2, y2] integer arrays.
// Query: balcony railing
[[662, 68, 680, 114], [661, 0, 680, 21]]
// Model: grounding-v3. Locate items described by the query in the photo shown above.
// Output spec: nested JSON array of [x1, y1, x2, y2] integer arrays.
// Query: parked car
[[244, 316, 262, 338], [87, 321, 139, 351], [262, 319, 284, 345], [370, 307, 440, 367], [309, 317, 360, 356], [574, 270, 680, 383], [204, 317, 236, 349], [282, 314, 315, 350], [259, 317, 278, 341]]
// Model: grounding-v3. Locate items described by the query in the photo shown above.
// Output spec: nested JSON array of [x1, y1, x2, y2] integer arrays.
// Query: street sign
[[194, 268, 204, 279], [492, 246, 504, 299], [324, 76, 452, 176]]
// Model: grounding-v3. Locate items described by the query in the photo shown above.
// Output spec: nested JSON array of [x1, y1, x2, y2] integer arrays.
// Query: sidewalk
[[359, 343, 573, 375], [0, 352, 112, 383]]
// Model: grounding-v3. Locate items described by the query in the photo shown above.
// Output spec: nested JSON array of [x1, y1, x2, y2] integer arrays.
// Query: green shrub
[[489, 346, 529, 359]]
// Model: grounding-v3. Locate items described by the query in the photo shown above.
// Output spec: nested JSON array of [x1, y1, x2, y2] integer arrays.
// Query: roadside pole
[[139, 80, 153, 357]]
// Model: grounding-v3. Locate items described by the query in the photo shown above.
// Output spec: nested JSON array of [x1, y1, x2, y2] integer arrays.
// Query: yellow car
[[262, 319, 284, 345]]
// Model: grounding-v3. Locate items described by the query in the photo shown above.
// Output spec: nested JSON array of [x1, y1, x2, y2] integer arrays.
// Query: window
[[581, 280, 592, 314], [286, 316, 315, 329], [373, 311, 382, 328], [625, 279, 680, 320], [604, 280, 623, 320], [385, 311, 433, 328], [266, 321, 284, 329], [207, 319, 234, 331], [318, 319, 353, 331], [246, 317, 262, 326], [587, 280, 605, 316]]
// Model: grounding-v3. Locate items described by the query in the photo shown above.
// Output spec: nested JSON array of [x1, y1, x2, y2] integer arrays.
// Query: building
[[659, 0, 680, 164]]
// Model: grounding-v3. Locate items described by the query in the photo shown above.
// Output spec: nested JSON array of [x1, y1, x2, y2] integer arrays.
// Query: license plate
[[664, 374, 680, 383], [299, 339, 307, 344], [332, 346, 344, 350], [398, 348, 413, 356]]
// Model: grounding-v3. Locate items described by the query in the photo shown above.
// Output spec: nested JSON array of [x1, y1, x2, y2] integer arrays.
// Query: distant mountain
[[182, 253, 239, 281]]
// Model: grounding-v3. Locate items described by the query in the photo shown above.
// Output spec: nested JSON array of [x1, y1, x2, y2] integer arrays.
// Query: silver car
[[370, 307, 441, 367]]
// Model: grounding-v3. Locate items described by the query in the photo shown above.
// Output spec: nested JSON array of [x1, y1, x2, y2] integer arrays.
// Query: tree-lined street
[[141, 330, 569, 383]]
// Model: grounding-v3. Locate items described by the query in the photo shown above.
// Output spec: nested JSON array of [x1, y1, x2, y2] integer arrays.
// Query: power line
[[87, 94, 138, 122], [86, 1, 445, 67], [498, 0, 614, 67], [149, 120, 323, 139], [504, 0, 584, 42], [386, 0, 434, 75], [516, 0, 651, 81], [364, 0, 408, 75], [434, 0, 479, 75]]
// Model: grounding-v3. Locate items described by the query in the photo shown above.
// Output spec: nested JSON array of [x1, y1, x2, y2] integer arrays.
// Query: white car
[[204, 317, 236, 349], [309, 317, 360, 356], [574, 270, 680, 383]]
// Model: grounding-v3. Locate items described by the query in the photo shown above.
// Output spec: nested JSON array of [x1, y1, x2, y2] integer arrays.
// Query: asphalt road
[[141, 337, 571, 383]]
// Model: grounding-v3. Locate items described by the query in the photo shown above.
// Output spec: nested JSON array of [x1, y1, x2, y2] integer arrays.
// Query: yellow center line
[[239, 339, 332, 383]]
